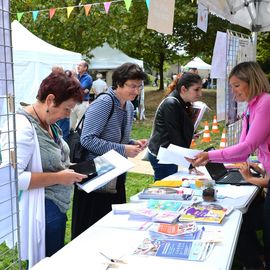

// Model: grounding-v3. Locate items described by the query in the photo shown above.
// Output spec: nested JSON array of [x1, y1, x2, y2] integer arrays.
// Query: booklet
[[138, 187, 193, 201], [191, 101, 209, 130], [70, 155, 115, 185], [148, 222, 202, 240], [133, 238, 214, 261], [147, 199, 183, 212], [178, 205, 227, 224], [76, 150, 134, 193]]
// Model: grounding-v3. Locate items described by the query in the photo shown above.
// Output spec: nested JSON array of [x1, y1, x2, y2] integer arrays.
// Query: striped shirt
[[81, 87, 135, 160]]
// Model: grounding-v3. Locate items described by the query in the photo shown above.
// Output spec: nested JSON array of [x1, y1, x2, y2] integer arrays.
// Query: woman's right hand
[[125, 144, 142, 158], [56, 169, 87, 185], [185, 152, 209, 167]]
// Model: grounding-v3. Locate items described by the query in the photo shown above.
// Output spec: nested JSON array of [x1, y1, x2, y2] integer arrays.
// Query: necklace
[[32, 105, 50, 132]]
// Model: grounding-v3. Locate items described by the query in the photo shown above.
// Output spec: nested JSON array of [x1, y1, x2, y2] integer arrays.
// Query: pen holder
[[202, 180, 216, 202]]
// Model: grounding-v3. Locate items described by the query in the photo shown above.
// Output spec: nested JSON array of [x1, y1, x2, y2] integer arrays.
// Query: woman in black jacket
[[148, 72, 202, 180]]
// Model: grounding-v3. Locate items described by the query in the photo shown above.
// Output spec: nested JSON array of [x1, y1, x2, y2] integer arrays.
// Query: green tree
[[10, 0, 250, 90]]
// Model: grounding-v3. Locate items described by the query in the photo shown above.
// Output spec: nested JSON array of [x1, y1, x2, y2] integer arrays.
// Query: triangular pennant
[[32, 10, 39, 22], [17, 12, 24, 22], [67, 6, 74, 18], [84, 4, 92, 16], [124, 0, 132, 11], [104, 2, 112, 14], [49, 8, 56, 19], [145, 0, 150, 10]]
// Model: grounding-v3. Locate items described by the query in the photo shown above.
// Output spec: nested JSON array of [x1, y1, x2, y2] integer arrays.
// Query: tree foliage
[[10, 0, 254, 89]]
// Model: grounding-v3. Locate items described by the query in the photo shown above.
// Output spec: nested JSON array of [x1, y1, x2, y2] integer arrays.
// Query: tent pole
[[251, 32, 257, 60]]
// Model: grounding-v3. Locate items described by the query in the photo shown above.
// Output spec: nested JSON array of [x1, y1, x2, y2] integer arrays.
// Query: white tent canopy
[[6, 21, 81, 117], [89, 43, 143, 70], [184, 57, 211, 70]]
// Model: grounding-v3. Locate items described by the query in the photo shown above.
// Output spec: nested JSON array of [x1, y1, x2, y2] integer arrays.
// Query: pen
[[99, 252, 127, 264], [99, 251, 115, 263]]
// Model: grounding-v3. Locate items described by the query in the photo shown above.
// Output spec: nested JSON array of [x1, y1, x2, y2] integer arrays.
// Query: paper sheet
[[157, 144, 202, 168]]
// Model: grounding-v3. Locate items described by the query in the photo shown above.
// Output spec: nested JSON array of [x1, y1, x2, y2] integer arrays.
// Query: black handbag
[[67, 115, 87, 163]]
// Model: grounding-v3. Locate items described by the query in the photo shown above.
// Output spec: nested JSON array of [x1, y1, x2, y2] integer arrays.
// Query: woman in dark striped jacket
[[71, 63, 148, 239]]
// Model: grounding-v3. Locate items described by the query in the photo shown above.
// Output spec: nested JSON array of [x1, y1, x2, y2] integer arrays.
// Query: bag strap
[[75, 92, 115, 131], [96, 92, 115, 122]]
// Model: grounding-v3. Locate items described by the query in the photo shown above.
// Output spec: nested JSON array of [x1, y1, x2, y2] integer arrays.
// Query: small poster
[[147, 0, 175, 35], [197, 3, 208, 33]]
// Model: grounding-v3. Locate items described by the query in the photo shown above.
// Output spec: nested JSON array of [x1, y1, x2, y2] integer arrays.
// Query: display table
[[32, 210, 242, 270], [130, 170, 260, 213]]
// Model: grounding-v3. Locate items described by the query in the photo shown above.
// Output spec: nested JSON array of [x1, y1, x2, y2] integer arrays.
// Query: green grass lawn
[[0, 87, 242, 269]]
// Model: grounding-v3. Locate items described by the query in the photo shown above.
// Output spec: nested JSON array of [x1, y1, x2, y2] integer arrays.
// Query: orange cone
[[190, 139, 196, 148], [201, 121, 211, 142], [219, 128, 227, 148], [211, 115, 219, 133]]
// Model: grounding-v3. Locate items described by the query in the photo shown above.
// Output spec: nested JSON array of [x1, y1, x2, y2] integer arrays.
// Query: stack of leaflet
[[148, 222, 202, 240], [138, 187, 193, 201], [128, 209, 157, 221], [129, 199, 184, 223], [133, 238, 215, 261]]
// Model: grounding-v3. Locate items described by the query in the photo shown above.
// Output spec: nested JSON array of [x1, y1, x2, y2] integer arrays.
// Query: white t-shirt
[[92, 79, 108, 95]]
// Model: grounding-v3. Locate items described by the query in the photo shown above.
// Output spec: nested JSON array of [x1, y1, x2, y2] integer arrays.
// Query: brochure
[[178, 205, 227, 224], [149, 222, 202, 240], [133, 238, 214, 261], [76, 150, 134, 193], [138, 187, 193, 201], [191, 101, 209, 130], [147, 199, 183, 212]]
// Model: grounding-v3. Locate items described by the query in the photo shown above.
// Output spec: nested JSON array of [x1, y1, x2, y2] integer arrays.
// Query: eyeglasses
[[124, 83, 143, 91]]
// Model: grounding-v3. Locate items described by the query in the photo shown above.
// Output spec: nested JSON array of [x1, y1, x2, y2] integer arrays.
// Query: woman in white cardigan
[[1, 71, 87, 268]]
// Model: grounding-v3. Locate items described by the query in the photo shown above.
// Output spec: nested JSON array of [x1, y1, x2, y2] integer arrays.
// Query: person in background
[[188, 61, 270, 270], [147, 72, 202, 181], [188, 67, 199, 74], [92, 73, 108, 98], [1, 71, 86, 267], [138, 81, 146, 120], [70, 61, 93, 130], [71, 63, 148, 239], [56, 69, 78, 141]]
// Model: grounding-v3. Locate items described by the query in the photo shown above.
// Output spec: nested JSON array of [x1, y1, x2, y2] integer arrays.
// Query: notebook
[[205, 162, 251, 185]]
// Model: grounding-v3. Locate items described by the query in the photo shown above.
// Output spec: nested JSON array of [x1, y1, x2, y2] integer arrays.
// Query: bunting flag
[[67, 6, 74, 18], [145, 0, 150, 10], [49, 8, 56, 19], [84, 4, 92, 16], [104, 2, 112, 14], [17, 12, 24, 22], [32, 10, 39, 22], [124, 0, 132, 11], [15, 1, 137, 22]]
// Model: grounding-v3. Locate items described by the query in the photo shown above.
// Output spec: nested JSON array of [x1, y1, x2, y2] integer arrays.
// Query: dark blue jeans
[[45, 199, 67, 257], [148, 151, 178, 181]]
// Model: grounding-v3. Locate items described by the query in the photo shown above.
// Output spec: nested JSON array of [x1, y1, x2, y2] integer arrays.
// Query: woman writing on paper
[[71, 63, 148, 239], [1, 71, 86, 267], [188, 61, 270, 270], [147, 72, 203, 181]]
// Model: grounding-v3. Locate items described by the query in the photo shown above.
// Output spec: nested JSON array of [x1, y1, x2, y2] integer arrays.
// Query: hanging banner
[[197, 3, 208, 33], [147, 0, 175, 35]]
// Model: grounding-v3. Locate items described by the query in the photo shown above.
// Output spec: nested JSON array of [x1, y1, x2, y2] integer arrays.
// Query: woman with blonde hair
[[188, 61, 270, 270]]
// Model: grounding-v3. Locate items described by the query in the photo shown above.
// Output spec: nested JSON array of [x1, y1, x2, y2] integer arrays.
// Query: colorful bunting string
[[14, 0, 137, 22]]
